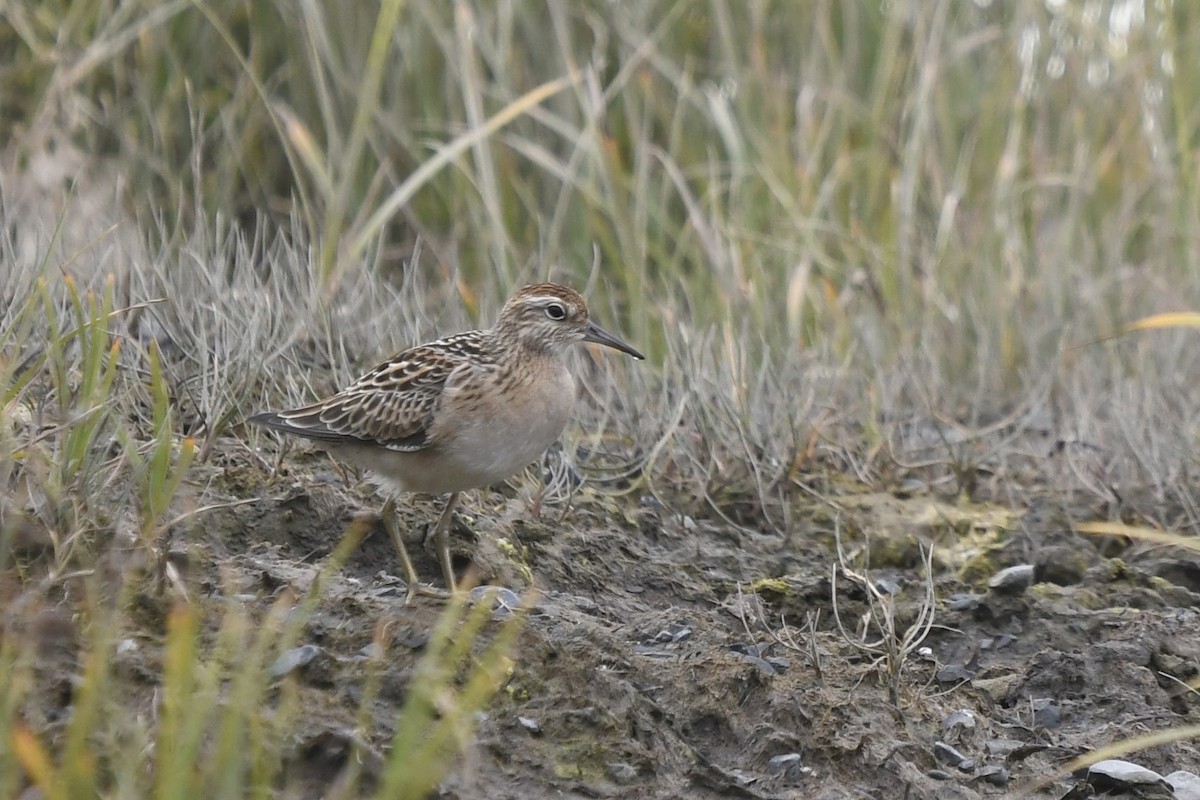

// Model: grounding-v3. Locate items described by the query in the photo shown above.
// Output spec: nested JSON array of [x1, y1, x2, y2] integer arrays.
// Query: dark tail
[[245, 409, 357, 444], [245, 411, 290, 432]]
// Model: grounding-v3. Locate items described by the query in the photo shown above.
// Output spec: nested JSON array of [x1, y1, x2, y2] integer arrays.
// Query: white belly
[[346, 360, 576, 495]]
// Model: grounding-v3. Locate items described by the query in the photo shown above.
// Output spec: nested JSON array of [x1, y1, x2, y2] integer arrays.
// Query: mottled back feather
[[255, 330, 496, 452]]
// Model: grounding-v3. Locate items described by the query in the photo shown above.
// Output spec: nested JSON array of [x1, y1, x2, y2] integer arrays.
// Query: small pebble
[[731, 652, 779, 676], [468, 585, 522, 619], [979, 633, 1016, 650], [988, 564, 1035, 593], [932, 741, 973, 771], [941, 709, 976, 741], [729, 642, 769, 657], [653, 621, 693, 643], [267, 644, 320, 679], [935, 665, 974, 685], [606, 762, 638, 784], [985, 739, 1023, 757], [766, 752, 801, 774], [765, 657, 790, 674], [398, 630, 430, 650], [976, 765, 1009, 786], [1085, 759, 1165, 790], [1166, 770, 1200, 800], [1032, 700, 1061, 729], [766, 752, 809, 782], [947, 593, 982, 611], [873, 578, 900, 595], [517, 716, 541, 735]]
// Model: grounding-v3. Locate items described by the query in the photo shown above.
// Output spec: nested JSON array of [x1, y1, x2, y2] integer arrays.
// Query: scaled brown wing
[[275, 344, 463, 452]]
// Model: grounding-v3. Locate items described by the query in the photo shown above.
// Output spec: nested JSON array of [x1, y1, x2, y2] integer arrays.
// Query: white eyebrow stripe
[[527, 295, 569, 306]]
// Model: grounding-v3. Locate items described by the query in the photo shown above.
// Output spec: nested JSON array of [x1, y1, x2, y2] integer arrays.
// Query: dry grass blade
[[830, 519, 937, 707], [1073, 311, 1200, 349], [1121, 312, 1200, 333], [349, 71, 585, 261], [1075, 521, 1200, 554]]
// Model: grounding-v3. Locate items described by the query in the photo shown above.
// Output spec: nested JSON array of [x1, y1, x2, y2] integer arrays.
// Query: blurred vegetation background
[[7, 0, 1199, 382]]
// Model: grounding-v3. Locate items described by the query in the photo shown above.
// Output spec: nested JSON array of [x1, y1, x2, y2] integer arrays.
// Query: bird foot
[[403, 581, 453, 606]]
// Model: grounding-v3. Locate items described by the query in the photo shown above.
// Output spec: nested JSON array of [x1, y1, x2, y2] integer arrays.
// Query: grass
[[3, 0, 1200, 796]]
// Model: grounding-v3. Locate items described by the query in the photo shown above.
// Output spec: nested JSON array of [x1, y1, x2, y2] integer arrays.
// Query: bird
[[248, 283, 644, 603]]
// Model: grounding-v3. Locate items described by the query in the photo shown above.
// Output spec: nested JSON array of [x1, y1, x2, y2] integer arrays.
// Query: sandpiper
[[248, 283, 643, 602]]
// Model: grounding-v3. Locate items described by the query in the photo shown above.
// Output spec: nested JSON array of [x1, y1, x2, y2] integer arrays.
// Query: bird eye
[[545, 303, 567, 320]]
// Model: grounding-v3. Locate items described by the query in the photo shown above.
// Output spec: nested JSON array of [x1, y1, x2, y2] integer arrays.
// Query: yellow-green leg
[[428, 492, 461, 594], [380, 496, 448, 605]]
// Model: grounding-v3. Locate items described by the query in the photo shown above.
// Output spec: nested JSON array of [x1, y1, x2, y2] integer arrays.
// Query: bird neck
[[488, 324, 561, 365]]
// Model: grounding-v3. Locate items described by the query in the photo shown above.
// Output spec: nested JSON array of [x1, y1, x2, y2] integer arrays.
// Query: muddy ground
[[14, 432, 1200, 799]]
